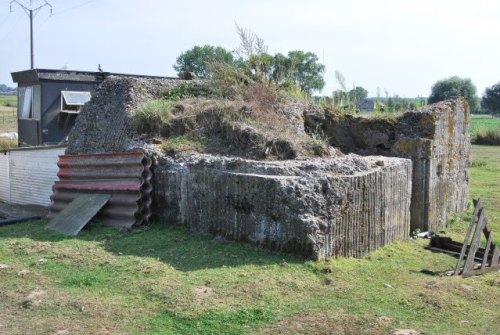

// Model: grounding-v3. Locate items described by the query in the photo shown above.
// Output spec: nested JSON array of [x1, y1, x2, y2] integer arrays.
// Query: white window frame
[[60, 91, 91, 114]]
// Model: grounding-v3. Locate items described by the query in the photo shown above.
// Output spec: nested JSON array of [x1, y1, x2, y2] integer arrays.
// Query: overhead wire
[[0, 10, 24, 45], [51, 0, 96, 16]]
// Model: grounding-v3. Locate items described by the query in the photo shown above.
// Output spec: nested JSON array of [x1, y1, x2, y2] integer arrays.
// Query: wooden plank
[[491, 248, 500, 267], [482, 233, 493, 269], [462, 264, 500, 278], [462, 210, 488, 276], [454, 198, 482, 275], [45, 194, 111, 236]]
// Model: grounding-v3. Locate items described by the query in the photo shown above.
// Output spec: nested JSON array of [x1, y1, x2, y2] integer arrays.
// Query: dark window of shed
[[61, 91, 91, 114]]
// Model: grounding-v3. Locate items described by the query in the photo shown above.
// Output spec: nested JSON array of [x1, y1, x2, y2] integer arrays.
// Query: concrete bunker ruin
[[62, 76, 470, 259]]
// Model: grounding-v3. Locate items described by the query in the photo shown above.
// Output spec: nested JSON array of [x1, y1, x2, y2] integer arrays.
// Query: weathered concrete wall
[[304, 98, 470, 232], [153, 153, 412, 259]]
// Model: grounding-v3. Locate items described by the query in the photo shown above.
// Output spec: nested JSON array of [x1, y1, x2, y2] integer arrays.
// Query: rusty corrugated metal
[[47, 151, 152, 228]]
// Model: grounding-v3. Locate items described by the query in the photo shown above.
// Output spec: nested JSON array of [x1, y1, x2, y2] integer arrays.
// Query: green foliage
[[162, 83, 224, 100], [162, 84, 195, 100], [348, 86, 368, 104], [481, 82, 500, 115], [173, 45, 234, 78], [282, 51, 325, 94], [173, 27, 326, 96], [471, 160, 487, 168], [0, 95, 17, 108], [428, 76, 480, 113], [134, 99, 175, 136], [470, 117, 500, 142], [236, 50, 326, 95]]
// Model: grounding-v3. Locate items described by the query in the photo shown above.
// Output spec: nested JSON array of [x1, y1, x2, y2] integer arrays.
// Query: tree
[[173, 45, 234, 78], [0, 84, 15, 93], [428, 76, 480, 113], [284, 51, 325, 94], [481, 82, 500, 114], [348, 86, 368, 104]]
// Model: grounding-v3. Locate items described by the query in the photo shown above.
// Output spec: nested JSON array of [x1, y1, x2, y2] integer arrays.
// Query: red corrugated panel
[[47, 151, 152, 228]]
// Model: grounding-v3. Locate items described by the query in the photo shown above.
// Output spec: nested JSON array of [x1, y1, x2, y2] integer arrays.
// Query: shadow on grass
[[0, 220, 304, 271]]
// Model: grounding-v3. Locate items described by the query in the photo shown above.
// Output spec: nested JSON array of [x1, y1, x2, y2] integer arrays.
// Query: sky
[[0, 0, 499, 97]]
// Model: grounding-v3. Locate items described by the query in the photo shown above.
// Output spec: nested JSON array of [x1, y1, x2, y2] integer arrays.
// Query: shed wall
[[41, 81, 100, 145]]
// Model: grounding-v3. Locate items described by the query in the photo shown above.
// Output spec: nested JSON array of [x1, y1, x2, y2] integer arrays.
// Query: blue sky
[[1, 0, 499, 97]]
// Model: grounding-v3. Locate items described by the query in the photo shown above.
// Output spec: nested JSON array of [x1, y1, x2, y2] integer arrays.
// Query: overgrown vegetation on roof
[[134, 59, 330, 160]]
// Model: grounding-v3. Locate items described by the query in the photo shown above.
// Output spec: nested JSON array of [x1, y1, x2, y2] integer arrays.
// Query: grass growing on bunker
[[0, 147, 499, 335], [133, 82, 329, 160]]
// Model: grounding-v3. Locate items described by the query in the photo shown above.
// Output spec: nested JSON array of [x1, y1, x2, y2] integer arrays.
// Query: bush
[[473, 129, 500, 145]]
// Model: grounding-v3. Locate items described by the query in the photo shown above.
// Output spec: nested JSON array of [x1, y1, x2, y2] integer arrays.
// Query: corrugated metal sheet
[[4, 146, 66, 206], [0, 152, 10, 203], [47, 151, 152, 228]]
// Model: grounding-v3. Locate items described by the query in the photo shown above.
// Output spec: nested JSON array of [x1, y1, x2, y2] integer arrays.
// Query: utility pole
[[10, 0, 53, 69]]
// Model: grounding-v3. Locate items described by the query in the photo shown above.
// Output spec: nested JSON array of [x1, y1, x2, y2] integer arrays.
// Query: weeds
[[134, 99, 175, 136], [471, 160, 487, 168], [473, 129, 500, 145]]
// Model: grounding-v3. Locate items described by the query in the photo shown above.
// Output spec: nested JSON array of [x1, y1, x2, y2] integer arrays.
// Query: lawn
[[470, 116, 500, 142], [0, 95, 17, 134], [0, 95, 18, 148], [0, 144, 499, 335], [0, 95, 17, 108]]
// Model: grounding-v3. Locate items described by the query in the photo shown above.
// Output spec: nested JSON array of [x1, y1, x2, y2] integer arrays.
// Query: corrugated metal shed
[[47, 151, 152, 228], [0, 146, 65, 206]]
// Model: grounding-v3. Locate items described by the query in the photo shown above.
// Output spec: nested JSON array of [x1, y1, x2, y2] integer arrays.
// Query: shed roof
[[11, 68, 177, 84]]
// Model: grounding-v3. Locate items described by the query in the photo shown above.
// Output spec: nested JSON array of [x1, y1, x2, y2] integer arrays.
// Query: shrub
[[473, 129, 500, 145]]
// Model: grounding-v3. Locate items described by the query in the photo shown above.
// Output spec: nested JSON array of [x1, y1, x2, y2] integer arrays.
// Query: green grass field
[[0, 95, 18, 138], [0, 95, 17, 108], [0, 145, 499, 335], [470, 116, 500, 141]]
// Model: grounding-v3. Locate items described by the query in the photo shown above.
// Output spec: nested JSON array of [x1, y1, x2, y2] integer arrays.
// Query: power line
[[52, 0, 95, 16], [9, 0, 53, 69]]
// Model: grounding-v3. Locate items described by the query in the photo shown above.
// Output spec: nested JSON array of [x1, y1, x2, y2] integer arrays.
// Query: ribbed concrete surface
[[154, 154, 412, 259], [305, 98, 470, 232]]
